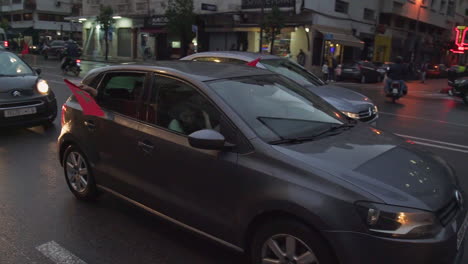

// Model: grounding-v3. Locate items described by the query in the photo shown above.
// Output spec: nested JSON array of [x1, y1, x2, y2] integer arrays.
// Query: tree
[[165, 0, 195, 57], [263, 5, 285, 55], [96, 5, 114, 61]]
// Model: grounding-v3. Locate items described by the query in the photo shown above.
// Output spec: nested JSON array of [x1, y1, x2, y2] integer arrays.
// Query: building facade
[[0, 0, 83, 46]]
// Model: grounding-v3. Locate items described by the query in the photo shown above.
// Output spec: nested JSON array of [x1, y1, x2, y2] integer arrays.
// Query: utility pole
[[258, 0, 265, 53]]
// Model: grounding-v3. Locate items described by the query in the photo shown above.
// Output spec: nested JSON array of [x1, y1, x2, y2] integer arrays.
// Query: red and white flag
[[246, 57, 261, 67], [64, 79, 105, 117]]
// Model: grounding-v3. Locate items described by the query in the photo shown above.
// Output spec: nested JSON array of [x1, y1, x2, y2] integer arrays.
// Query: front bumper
[[324, 211, 467, 264], [0, 95, 57, 128]]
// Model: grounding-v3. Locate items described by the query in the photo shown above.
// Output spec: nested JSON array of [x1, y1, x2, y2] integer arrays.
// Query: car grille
[[436, 197, 460, 226], [358, 107, 377, 122], [0, 100, 43, 109]]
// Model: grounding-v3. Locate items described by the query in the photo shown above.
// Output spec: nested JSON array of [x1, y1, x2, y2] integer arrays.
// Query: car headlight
[[356, 202, 441, 239], [342, 111, 360, 119], [37, 79, 49, 94], [373, 105, 378, 114]]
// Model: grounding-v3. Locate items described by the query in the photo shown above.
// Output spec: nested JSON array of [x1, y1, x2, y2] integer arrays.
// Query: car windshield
[[261, 59, 325, 87], [208, 75, 349, 143], [0, 52, 34, 76], [50, 40, 65, 46]]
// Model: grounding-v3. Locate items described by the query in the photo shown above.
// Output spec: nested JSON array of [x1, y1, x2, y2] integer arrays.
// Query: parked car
[[0, 28, 8, 50], [59, 61, 466, 264], [426, 64, 448, 79], [0, 49, 57, 128], [43, 40, 67, 60], [182, 51, 378, 124], [338, 61, 382, 83]]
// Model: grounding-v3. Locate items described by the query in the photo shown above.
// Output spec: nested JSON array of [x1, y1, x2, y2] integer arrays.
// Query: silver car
[[182, 51, 378, 123]]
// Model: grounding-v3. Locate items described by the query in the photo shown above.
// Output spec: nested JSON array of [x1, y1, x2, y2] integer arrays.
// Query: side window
[[149, 75, 220, 136], [98, 72, 146, 118], [192, 57, 246, 65], [192, 57, 219, 62]]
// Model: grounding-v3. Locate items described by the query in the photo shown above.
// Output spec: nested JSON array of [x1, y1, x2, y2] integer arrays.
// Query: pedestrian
[[322, 63, 329, 82], [327, 55, 336, 82], [297, 49, 306, 66], [420, 61, 428, 84]]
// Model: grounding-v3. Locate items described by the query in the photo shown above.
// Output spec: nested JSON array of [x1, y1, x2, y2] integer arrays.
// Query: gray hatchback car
[[182, 51, 378, 123], [58, 62, 466, 264]]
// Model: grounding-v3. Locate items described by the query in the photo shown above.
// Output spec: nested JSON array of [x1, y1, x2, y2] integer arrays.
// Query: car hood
[[272, 124, 457, 211], [0, 76, 38, 98], [306, 84, 373, 113]]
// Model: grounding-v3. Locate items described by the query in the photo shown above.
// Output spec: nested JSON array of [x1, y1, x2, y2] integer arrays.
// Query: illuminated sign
[[451, 26, 468, 54]]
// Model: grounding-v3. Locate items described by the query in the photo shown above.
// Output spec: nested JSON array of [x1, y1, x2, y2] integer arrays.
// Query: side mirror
[[35, 68, 42, 75], [188, 129, 225, 150]]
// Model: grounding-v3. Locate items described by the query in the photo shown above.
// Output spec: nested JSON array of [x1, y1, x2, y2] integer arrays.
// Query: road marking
[[395, 134, 468, 154], [36, 241, 87, 264], [380, 112, 468, 128]]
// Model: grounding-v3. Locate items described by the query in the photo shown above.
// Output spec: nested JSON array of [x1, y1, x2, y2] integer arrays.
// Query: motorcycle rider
[[61, 39, 80, 71], [385, 56, 408, 96]]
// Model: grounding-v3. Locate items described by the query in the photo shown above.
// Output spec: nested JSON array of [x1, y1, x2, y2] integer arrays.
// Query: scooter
[[386, 80, 404, 103], [62, 58, 81, 77], [448, 78, 468, 105]]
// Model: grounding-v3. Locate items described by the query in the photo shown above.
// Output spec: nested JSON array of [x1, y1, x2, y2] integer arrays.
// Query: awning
[[316, 28, 364, 49]]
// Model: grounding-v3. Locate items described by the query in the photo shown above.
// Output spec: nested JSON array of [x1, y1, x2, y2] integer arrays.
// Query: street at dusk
[[1, 0, 468, 263]]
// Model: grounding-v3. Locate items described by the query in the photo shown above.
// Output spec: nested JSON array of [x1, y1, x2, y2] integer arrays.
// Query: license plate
[[392, 88, 399, 94], [4, 107, 37, 118], [457, 213, 468, 250]]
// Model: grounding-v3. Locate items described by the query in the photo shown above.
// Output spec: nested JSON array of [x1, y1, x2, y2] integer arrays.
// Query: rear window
[[50, 40, 65, 46]]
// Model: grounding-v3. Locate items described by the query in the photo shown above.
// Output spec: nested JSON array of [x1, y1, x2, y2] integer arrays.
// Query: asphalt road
[[0, 57, 467, 264]]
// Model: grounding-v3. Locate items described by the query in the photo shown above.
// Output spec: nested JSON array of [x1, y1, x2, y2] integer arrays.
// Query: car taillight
[[4, 41, 8, 48], [61, 104, 68, 126], [76, 59, 81, 63]]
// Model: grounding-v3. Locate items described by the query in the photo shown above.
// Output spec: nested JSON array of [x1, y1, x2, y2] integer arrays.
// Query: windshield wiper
[[269, 123, 355, 145]]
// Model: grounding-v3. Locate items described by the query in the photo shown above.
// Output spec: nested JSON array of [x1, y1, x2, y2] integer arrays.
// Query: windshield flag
[[246, 58, 261, 67], [64, 79, 105, 117]]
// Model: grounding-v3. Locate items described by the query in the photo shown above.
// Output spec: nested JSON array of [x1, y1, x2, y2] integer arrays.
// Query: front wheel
[[63, 145, 99, 201], [250, 220, 337, 264]]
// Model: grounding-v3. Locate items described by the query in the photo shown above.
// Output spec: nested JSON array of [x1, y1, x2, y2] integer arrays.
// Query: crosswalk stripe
[[36, 241, 87, 264]]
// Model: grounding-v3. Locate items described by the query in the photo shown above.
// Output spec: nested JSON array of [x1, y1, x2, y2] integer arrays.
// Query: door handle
[[138, 140, 154, 153], [84, 120, 96, 130]]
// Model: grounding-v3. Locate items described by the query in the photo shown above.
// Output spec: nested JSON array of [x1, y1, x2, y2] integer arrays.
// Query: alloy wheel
[[65, 151, 88, 193], [261, 234, 319, 264]]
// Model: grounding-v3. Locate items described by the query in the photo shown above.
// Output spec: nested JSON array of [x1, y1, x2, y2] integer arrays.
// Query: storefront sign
[[144, 16, 169, 28], [324, 33, 334, 40], [241, 0, 295, 9], [201, 3, 217, 11]]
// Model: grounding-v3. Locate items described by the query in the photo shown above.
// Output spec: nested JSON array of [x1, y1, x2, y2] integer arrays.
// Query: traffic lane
[[0, 126, 244, 264]]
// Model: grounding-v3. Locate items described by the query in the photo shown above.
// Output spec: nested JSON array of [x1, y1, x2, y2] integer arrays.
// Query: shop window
[[379, 13, 391, 26], [12, 14, 22, 21], [335, 0, 348, 14], [394, 17, 405, 28], [23, 13, 32, 21], [447, 0, 455, 16], [363, 8, 375, 21]]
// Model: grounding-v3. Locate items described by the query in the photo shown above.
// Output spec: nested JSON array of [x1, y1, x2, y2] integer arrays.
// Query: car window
[[98, 72, 146, 118], [362, 62, 375, 68], [0, 52, 34, 76], [149, 75, 221, 136], [261, 59, 325, 86], [208, 75, 347, 142]]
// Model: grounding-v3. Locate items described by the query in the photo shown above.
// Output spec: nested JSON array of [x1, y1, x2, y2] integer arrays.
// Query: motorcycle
[[386, 80, 405, 103], [448, 78, 468, 105], [62, 58, 82, 77]]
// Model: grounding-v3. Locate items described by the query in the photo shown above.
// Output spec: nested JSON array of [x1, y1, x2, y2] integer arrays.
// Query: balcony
[[241, 0, 295, 9]]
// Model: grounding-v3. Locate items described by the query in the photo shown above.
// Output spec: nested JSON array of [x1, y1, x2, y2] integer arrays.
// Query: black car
[[59, 62, 466, 264], [0, 50, 57, 128], [339, 61, 382, 83], [43, 40, 66, 60]]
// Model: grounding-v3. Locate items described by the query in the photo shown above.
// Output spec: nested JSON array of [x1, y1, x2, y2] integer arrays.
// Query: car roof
[[86, 61, 273, 82], [181, 51, 281, 62]]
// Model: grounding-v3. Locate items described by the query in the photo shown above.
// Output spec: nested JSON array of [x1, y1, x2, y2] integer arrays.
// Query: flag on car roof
[[246, 58, 261, 67], [64, 79, 105, 117]]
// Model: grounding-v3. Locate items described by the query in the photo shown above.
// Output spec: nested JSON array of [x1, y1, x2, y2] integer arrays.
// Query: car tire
[[250, 219, 337, 264], [463, 93, 468, 105], [63, 145, 98, 201], [361, 75, 366, 83]]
